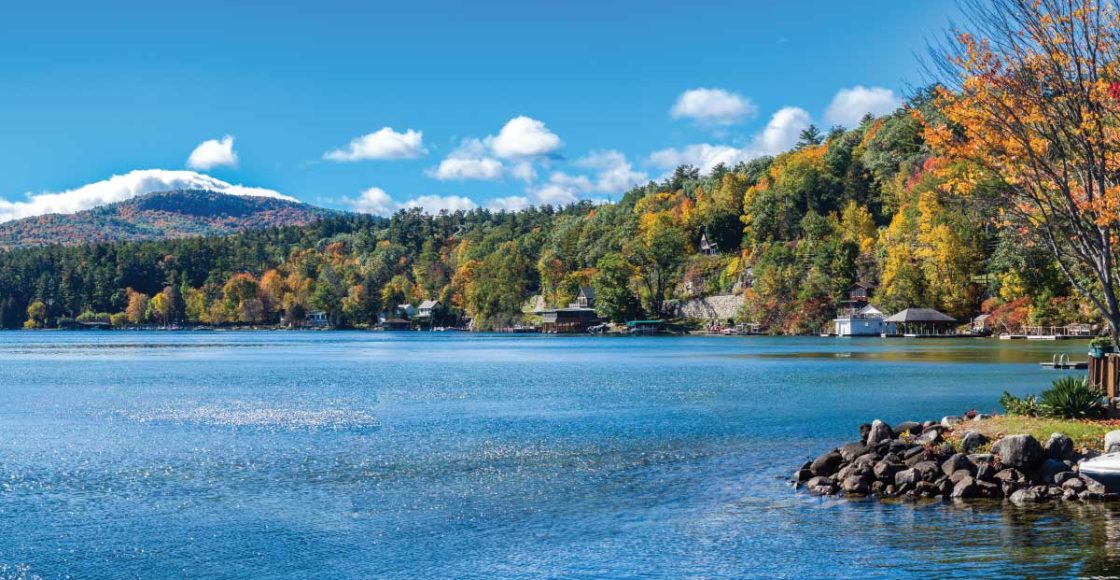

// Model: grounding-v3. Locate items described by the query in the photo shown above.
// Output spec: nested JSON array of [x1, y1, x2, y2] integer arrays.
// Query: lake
[[0, 331, 1116, 579]]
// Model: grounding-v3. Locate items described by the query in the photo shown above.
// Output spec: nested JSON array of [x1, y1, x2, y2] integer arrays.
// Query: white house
[[834, 304, 894, 336], [417, 300, 439, 318]]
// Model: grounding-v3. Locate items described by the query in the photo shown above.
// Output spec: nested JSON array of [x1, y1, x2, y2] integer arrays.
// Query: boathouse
[[834, 304, 893, 337], [882, 308, 957, 336], [540, 307, 599, 333]]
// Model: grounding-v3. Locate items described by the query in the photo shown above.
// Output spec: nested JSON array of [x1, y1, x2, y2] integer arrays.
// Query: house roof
[[418, 300, 438, 309], [578, 286, 596, 300], [857, 304, 884, 315], [883, 308, 957, 323]]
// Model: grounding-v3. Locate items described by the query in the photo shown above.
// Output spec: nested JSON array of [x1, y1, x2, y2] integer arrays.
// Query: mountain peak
[[0, 188, 336, 249]]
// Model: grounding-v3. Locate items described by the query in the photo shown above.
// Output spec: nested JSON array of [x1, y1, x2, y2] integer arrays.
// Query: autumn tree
[[929, 0, 1120, 338], [24, 299, 46, 329]]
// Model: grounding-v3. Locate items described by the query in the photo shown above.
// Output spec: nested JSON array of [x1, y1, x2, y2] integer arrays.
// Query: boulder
[[810, 450, 844, 476], [1106, 430, 1120, 454], [960, 431, 989, 453], [993, 468, 1024, 483], [911, 460, 940, 482], [976, 480, 1001, 498], [950, 475, 979, 498], [795, 468, 814, 482], [942, 453, 975, 477], [893, 421, 922, 436], [1010, 487, 1045, 504], [858, 423, 872, 442], [1037, 458, 1072, 484], [1062, 477, 1087, 492], [914, 429, 943, 446], [865, 420, 894, 446], [1044, 433, 1075, 461], [915, 481, 940, 497], [941, 415, 964, 429], [949, 469, 973, 484], [991, 434, 1045, 472], [873, 461, 905, 482], [1054, 471, 1079, 485], [895, 468, 920, 487], [806, 476, 837, 495], [973, 413, 993, 421], [841, 475, 870, 495], [975, 461, 999, 482]]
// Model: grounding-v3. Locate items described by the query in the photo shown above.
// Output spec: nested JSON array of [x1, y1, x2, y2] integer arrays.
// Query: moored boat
[[1079, 453, 1120, 492]]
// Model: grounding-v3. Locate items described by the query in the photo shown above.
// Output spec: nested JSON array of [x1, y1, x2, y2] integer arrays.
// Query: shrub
[[1000, 391, 1040, 417], [1039, 376, 1104, 419], [1090, 336, 1114, 349]]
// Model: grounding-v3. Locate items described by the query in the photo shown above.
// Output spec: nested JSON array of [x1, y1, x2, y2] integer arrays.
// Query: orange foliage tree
[[928, 0, 1120, 337]]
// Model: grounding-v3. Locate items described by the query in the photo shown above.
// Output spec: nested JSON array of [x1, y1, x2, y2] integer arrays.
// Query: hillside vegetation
[[0, 92, 1093, 331]]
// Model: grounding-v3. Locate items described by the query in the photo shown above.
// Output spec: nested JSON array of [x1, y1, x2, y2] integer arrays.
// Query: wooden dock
[[1089, 354, 1120, 401]]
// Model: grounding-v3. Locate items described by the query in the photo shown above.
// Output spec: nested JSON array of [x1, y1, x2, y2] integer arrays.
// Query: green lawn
[[951, 416, 1120, 451]]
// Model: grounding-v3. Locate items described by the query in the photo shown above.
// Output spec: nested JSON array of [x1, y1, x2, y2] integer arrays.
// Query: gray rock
[[1053, 471, 1079, 485], [858, 423, 872, 442], [991, 434, 1045, 472], [942, 453, 975, 477], [912, 460, 940, 482], [914, 428, 943, 446], [795, 468, 814, 482], [893, 421, 922, 435], [1010, 487, 1045, 504], [975, 462, 999, 482], [1062, 489, 1078, 501], [838, 442, 870, 463], [960, 431, 989, 453], [914, 481, 940, 497], [973, 413, 993, 421], [994, 468, 1024, 483], [865, 420, 894, 446], [976, 480, 1001, 498], [1106, 430, 1120, 454], [941, 415, 964, 429], [1062, 477, 1087, 492], [951, 475, 979, 498], [1037, 458, 1072, 484], [949, 469, 973, 484], [810, 450, 844, 476], [841, 475, 870, 495], [1044, 433, 1075, 461], [873, 461, 904, 482], [806, 476, 837, 495]]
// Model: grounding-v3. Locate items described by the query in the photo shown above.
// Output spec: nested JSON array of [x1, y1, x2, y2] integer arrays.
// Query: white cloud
[[754, 106, 812, 154], [648, 144, 749, 174], [487, 116, 562, 158], [824, 86, 901, 127], [577, 150, 648, 193], [530, 171, 593, 206], [0, 169, 293, 223], [649, 107, 812, 174], [343, 187, 478, 216], [487, 196, 532, 212], [323, 127, 427, 161], [187, 135, 239, 170], [509, 161, 537, 182], [671, 88, 757, 126], [430, 156, 504, 181], [400, 194, 478, 214]]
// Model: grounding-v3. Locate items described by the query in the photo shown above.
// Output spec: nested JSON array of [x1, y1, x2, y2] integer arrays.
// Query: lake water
[[0, 331, 1116, 579]]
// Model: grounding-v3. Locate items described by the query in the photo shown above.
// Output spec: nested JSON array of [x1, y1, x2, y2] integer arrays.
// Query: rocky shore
[[795, 417, 1120, 503]]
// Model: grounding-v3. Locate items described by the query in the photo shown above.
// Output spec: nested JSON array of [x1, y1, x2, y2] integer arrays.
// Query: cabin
[[971, 313, 992, 334], [843, 283, 874, 310], [834, 304, 893, 337], [540, 307, 600, 333], [882, 308, 957, 336], [417, 300, 439, 319], [574, 286, 595, 309], [307, 310, 329, 327], [699, 233, 717, 256]]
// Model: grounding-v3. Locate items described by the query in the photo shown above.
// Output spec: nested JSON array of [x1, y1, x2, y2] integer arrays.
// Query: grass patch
[[949, 416, 1120, 451]]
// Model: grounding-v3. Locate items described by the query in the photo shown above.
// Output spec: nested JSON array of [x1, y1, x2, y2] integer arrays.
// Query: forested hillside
[[0, 91, 1091, 332], [0, 189, 335, 249]]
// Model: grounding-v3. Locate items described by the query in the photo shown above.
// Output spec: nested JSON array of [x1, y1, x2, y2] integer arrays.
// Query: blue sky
[[0, 0, 958, 220]]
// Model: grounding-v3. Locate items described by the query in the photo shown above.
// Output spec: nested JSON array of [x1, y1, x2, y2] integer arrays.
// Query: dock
[[1041, 353, 1088, 369]]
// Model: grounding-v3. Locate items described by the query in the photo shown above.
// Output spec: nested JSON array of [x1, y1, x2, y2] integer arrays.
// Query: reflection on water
[[0, 332, 1108, 578]]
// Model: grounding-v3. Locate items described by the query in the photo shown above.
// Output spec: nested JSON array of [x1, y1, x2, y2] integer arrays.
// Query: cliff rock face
[[674, 294, 744, 321]]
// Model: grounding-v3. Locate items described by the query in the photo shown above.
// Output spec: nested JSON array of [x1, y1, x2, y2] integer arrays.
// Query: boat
[[1079, 453, 1120, 492]]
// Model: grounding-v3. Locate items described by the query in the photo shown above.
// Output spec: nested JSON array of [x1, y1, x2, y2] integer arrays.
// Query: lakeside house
[[417, 300, 439, 319], [834, 304, 895, 336], [882, 308, 958, 336], [539, 286, 600, 333], [396, 303, 416, 318], [307, 310, 329, 327]]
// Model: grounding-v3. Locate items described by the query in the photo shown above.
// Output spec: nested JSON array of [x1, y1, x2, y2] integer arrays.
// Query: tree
[[24, 300, 47, 329], [125, 288, 150, 325], [797, 124, 824, 148], [928, 0, 1120, 338], [592, 252, 641, 322], [626, 213, 686, 316]]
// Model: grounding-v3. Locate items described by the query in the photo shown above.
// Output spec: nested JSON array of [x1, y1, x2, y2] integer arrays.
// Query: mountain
[[0, 189, 338, 248]]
